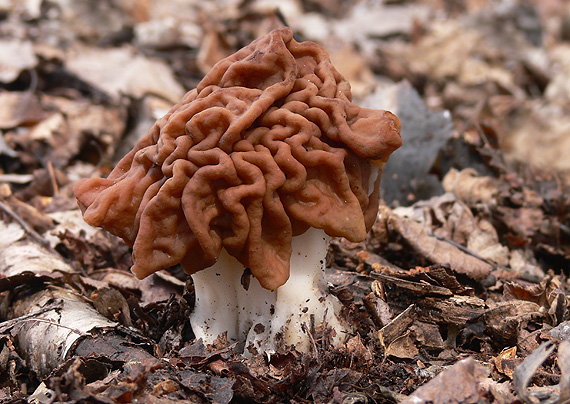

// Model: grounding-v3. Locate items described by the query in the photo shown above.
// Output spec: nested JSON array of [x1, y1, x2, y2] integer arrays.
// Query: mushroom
[[74, 28, 401, 353]]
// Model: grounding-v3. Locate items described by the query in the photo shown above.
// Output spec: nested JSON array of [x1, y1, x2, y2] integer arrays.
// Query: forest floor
[[1, 0, 570, 403]]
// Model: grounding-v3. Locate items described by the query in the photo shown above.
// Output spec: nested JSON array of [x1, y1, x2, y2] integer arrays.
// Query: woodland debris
[[0, 217, 162, 388], [8, 286, 117, 379], [483, 300, 544, 346], [0, 91, 44, 129], [400, 358, 489, 404], [512, 341, 562, 404], [65, 45, 185, 103], [372, 269, 454, 297], [378, 303, 417, 350], [416, 295, 486, 326], [387, 210, 494, 281], [1, 0, 570, 402], [363, 281, 392, 328]]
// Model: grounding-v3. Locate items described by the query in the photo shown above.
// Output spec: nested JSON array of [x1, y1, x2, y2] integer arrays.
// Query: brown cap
[[74, 28, 401, 290]]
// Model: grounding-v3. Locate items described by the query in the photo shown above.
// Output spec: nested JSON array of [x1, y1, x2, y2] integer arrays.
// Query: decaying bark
[[0, 219, 155, 381]]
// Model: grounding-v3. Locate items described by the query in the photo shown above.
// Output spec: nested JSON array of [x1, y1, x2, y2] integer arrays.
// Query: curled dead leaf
[[387, 212, 493, 280], [443, 168, 500, 205]]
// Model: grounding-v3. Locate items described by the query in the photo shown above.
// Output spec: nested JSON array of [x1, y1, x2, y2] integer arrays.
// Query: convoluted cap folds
[[74, 28, 402, 290]]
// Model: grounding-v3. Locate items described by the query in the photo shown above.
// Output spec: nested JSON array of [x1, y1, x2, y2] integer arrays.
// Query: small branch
[[0, 200, 59, 256], [47, 160, 59, 196], [0, 301, 64, 334], [0, 174, 34, 184], [17, 318, 89, 337], [426, 231, 498, 268], [301, 321, 320, 364]]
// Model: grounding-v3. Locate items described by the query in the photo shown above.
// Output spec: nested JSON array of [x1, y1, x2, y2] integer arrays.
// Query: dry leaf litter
[[1, 0, 570, 403]]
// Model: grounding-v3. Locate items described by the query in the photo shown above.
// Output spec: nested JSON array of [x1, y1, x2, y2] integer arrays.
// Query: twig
[[301, 321, 320, 364], [0, 174, 34, 184], [426, 231, 498, 268], [15, 318, 89, 337], [47, 160, 59, 195], [0, 301, 64, 334], [0, 200, 59, 256]]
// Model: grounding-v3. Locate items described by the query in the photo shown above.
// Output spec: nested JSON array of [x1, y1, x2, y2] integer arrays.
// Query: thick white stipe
[[189, 227, 349, 354]]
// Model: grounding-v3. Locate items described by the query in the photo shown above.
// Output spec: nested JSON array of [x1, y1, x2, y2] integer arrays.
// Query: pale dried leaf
[[333, 3, 430, 47], [504, 102, 570, 175], [44, 0, 132, 41], [388, 212, 493, 280], [0, 39, 37, 83], [544, 44, 570, 104], [442, 168, 500, 206], [0, 91, 44, 129], [513, 341, 556, 404], [559, 341, 570, 404], [134, 17, 202, 49], [509, 249, 545, 280], [45, 210, 101, 247], [400, 358, 489, 404], [0, 220, 73, 277], [66, 45, 185, 102], [405, 21, 482, 80], [467, 220, 509, 266]]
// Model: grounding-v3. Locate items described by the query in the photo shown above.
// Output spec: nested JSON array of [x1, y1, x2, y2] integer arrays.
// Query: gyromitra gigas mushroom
[[74, 28, 401, 354]]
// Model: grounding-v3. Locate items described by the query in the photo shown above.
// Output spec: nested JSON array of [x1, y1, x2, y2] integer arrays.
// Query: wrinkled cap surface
[[74, 28, 402, 290]]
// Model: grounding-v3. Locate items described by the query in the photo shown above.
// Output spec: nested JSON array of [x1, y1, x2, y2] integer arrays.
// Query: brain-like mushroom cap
[[74, 28, 402, 290]]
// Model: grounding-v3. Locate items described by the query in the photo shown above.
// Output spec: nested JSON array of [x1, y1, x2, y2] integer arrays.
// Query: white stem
[[256, 227, 347, 353], [189, 227, 350, 354], [189, 251, 275, 346], [369, 162, 382, 193]]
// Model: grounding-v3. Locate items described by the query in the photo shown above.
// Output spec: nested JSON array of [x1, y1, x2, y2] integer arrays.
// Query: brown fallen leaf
[[91, 287, 133, 327], [497, 205, 545, 241], [512, 341, 559, 404], [479, 378, 518, 404], [442, 168, 500, 206], [65, 45, 185, 103], [493, 346, 521, 379], [177, 369, 235, 404], [0, 91, 44, 129], [400, 357, 489, 404], [504, 101, 570, 176], [36, 95, 128, 168], [385, 330, 419, 360], [483, 300, 544, 345], [387, 212, 493, 281], [393, 193, 510, 266], [196, 24, 233, 74]]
